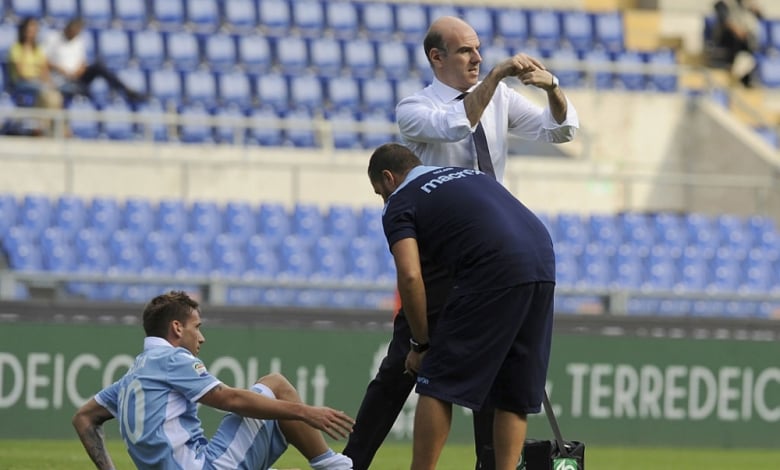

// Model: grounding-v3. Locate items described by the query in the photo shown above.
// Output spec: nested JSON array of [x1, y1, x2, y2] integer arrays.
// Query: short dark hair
[[142, 291, 200, 338], [17, 17, 36, 44], [423, 29, 447, 66], [368, 143, 422, 182]]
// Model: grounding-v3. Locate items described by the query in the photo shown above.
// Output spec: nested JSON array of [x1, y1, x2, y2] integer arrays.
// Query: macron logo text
[[419, 169, 482, 194]]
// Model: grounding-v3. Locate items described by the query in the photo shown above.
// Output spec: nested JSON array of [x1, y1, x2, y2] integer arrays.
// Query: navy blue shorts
[[415, 281, 555, 414]]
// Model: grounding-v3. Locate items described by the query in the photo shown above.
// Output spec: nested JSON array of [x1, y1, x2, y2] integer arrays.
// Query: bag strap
[[542, 390, 570, 458]]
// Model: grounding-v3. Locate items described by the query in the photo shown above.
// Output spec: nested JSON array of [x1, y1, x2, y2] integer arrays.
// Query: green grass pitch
[[2, 440, 780, 469]]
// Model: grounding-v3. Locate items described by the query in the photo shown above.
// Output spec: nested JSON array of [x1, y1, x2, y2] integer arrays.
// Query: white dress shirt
[[396, 77, 579, 183], [44, 32, 86, 81]]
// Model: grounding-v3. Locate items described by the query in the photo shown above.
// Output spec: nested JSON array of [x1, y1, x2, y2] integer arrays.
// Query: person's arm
[[72, 398, 117, 470], [390, 237, 428, 373], [198, 383, 353, 439]]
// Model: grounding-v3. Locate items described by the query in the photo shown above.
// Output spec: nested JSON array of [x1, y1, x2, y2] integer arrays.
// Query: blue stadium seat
[[116, 64, 148, 99], [215, 68, 254, 109], [686, 213, 720, 252], [136, 97, 169, 141], [224, 201, 257, 243], [151, 0, 184, 31], [582, 47, 614, 89], [290, 203, 323, 242], [358, 206, 384, 238], [547, 46, 582, 88], [611, 243, 644, 289], [86, 197, 120, 237], [652, 212, 687, 249], [588, 213, 619, 246], [285, 107, 317, 147], [45, 0, 77, 26], [614, 50, 646, 91], [0, 193, 17, 237], [156, 199, 188, 238], [395, 76, 425, 103], [183, 68, 217, 107], [52, 195, 86, 238], [275, 35, 309, 75], [166, 31, 200, 71], [618, 213, 653, 246], [178, 101, 213, 143], [238, 35, 272, 73], [310, 236, 347, 281], [361, 76, 394, 112], [149, 66, 182, 107], [10, 0, 43, 18], [758, 54, 780, 88], [707, 256, 741, 292], [326, 76, 359, 110], [131, 29, 164, 70], [290, 73, 324, 110], [178, 247, 212, 276], [102, 97, 135, 141], [0, 21, 16, 65], [224, 0, 257, 32], [344, 38, 377, 79], [555, 212, 588, 246], [41, 227, 76, 272], [462, 7, 494, 41], [96, 28, 130, 69], [361, 2, 394, 40], [258, 0, 291, 35], [204, 33, 237, 70], [114, 0, 147, 29], [642, 245, 677, 291], [110, 237, 144, 274], [360, 109, 395, 148], [344, 236, 380, 282], [246, 235, 279, 279], [257, 202, 290, 243], [80, 0, 112, 29], [561, 10, 594, 53], [593, 11, 624, 53], [248, 106, 284, 146], [291, 0, 324, 37], [411, 45, 434, 82], [122, 197, 155, 236], [277, 234, 313, 280], [376, 41, 410, 80], [186, 0, 220, 33], [395, 4, 428, 44], [495, 9, 528, 48], [325, 1, 358, 39], [211, 234, 245, 277], [740, 257, 774, 293], [578, 243, 612, 289], [67, 96, 101, 139], [325, 107, 361, 149], [255, 72, 290, 112], [214, 103, 246, 144], [190, 200, 223, 243], [646, 49, 678, 92], [324, 204, 358, 239], [19, 194, 52, 238], [528, 10, 562, 54], [310, 37, 343, 78], [5, 227, 43, 271]]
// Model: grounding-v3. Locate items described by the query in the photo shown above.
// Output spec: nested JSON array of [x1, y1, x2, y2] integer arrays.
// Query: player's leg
[[411, 395, 452, 470], [343, 312, 417, 470], [472, 405, 495, 470], [493, 409, 527, 470]]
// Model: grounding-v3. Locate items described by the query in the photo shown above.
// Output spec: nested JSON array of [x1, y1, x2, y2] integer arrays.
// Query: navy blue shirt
[[382, 166, 555, 296]]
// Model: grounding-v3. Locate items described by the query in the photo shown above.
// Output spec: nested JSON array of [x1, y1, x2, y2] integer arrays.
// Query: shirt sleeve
[[383, 197, 417, 250], [167, 349, 222, 403], [95, 382, 121, 418], [505, 83, 579, 143], [396, 94, 473, 144]]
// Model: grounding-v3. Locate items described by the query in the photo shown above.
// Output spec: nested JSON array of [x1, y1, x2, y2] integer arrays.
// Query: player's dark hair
[[423, 29, 447, 65], [142, 291, 200, 338], [368, 143, 421, 182]]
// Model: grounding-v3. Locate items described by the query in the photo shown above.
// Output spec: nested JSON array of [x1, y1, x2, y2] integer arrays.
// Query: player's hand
[[519, 70, 558, 91], [404, 350, 426, 376], [301, 406, 355, 440]]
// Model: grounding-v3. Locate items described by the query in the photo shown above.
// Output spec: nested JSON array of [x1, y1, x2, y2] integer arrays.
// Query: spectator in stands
[[45, 18, 147, 103], [72, 291, 354, 470], [343, 15, 578, 470], [712, 0, 763, 87], [366, 143, 556, 470], [6, 17, 63, 136]]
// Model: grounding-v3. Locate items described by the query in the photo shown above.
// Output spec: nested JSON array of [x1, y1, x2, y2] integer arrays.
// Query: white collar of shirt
[[144, 336, 174, 350], [386, 165, 440, 204], [430, 77, 475, 103]]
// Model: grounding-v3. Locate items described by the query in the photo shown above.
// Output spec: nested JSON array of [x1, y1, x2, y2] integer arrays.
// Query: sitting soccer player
[[72, 290, 354, 470]]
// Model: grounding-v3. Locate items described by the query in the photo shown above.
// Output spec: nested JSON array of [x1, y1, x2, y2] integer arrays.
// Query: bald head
[[424, 16, 476, 65], [423, 16, 482, 90]]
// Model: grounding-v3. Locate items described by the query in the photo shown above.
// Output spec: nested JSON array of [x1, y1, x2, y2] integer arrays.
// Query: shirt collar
[[389, 165, 440, 199], [144, 336, 174, 350], [431, 77, 476, 102]]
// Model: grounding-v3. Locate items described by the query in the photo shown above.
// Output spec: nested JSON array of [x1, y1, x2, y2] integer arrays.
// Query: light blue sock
[[309, 449, 336, 465]]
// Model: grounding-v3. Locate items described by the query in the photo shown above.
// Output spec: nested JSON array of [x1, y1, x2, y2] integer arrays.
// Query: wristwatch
[[409, 338, 430, 353], [550, 74, 559, 90]]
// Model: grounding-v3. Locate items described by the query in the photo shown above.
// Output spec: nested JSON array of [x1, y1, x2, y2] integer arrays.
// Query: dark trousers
[[68, 61, 132, 96], [342, 312, 496, 470]]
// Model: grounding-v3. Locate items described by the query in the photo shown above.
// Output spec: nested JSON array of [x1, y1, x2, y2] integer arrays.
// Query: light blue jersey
[[96, 337, 221, 470]]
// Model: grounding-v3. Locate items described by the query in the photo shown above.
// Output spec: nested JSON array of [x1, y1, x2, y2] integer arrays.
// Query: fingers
[[319, 409, 355, 440]]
